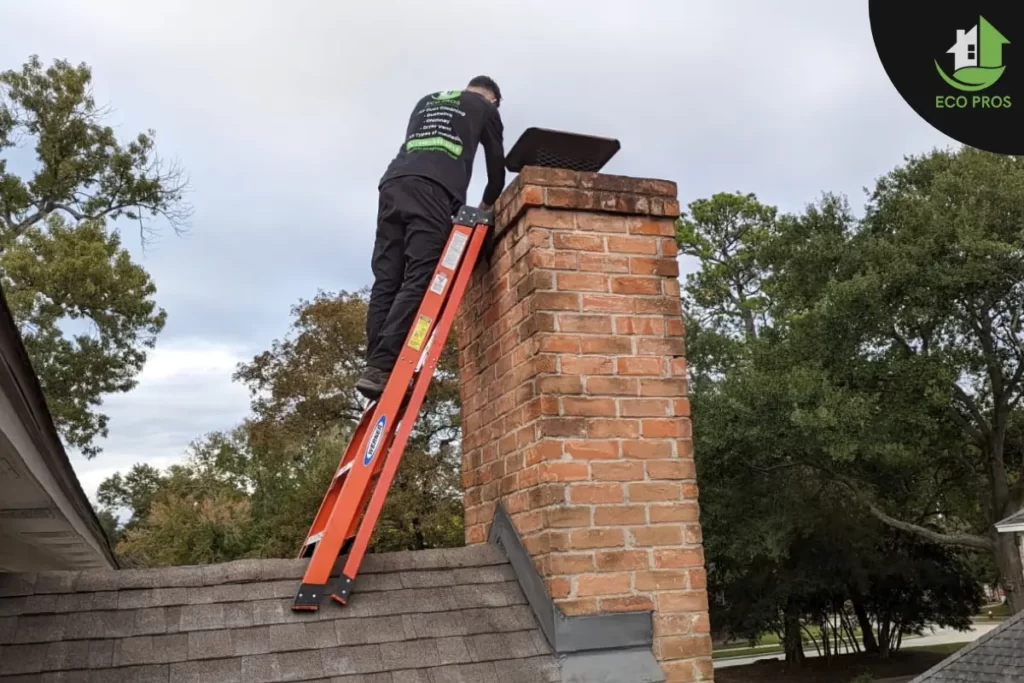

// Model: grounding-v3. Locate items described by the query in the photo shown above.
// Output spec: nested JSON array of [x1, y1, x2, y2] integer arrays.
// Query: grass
[[975, 602, 1010, 622], [714, 636, 976, 661], [901, 642, 968, 656]]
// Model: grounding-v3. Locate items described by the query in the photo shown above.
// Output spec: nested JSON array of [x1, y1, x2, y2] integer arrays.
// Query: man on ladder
[[357, 76, 507, 401]]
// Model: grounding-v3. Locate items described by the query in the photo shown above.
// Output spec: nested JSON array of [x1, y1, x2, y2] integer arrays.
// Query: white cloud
[[1, 0, 961, 499], [70, 339, 252, 501]]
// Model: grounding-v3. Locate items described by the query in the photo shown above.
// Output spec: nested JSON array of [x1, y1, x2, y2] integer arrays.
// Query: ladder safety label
[[441, 231, 468, 270], [408, 315, 432, 351], [363, 415, 387, 466], [429, 272, 449, 295]]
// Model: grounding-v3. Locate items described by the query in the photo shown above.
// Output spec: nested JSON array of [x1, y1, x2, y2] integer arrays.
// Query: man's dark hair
[[468, 75, 501, 108]]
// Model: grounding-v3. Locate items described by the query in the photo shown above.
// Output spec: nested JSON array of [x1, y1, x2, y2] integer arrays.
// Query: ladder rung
[[335, 461, 353, 480], [304, 531, 324, 548]]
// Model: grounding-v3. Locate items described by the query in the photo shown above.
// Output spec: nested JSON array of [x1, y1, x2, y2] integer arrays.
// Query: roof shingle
[[911, 607, 1024, 683], [0, 545, 562, 683]]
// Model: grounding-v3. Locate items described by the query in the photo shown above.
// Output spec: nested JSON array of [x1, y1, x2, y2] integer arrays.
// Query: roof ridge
[[910, 605, 1024, 682]]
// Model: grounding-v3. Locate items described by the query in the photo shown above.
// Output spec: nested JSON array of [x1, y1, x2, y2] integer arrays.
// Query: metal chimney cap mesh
[[504, 127, 621, 173]]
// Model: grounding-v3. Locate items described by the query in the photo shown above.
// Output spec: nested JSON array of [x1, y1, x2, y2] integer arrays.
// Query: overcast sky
[[0, 0, 955, 501]]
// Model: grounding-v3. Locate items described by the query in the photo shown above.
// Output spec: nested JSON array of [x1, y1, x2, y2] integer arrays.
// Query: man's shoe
[[356, 366, 388, 401]]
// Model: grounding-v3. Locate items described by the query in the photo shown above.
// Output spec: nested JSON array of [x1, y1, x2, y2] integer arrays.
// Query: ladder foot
[[291, 582, 327, 612], [330, 573, 356, 605]]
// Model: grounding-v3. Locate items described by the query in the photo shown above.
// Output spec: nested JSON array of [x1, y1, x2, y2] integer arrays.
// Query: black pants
[[366, 176, 461, 373]]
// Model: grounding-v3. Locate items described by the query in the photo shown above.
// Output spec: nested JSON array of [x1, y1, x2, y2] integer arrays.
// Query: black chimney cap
[[504, 127, 621, 173]]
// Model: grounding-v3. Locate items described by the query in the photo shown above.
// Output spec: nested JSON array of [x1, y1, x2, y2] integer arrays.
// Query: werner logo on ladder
[[292, 205, 491, 611]]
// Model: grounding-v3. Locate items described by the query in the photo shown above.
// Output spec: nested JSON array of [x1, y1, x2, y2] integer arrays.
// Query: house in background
[[997, 509, 1024, 578], [0, 284, 115, 572]]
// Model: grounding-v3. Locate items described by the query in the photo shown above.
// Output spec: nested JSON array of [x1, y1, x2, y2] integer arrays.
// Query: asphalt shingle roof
[[0, 545, 562, 683], [911, 607, 1024, 683]]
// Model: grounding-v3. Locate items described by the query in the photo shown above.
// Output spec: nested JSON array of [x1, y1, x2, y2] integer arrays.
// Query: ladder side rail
[[292, 215, 478, 610], [332, 219, 488, 603]]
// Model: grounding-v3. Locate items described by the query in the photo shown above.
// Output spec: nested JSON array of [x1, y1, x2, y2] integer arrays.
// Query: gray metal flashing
[[560, 648, 668, 683], [488, 501, 666, 682]]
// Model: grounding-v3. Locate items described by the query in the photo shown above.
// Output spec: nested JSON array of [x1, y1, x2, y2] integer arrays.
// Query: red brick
[[635, 297, 683, 316], [538, 334, 581, 354], [557, 272, 609, 292], [525, 441, 563, 465], [569, 483, 624, 504], [636, 570, 690, 591], [620, 399, 672, 417], [676, 439, 695, 459], [579, 335, 632, 355], [530, 249, 579, 271], [660, 238, 679, 257], [630, 256, 679, 277], [660, 635, 712, 660], [640, 378, 688, 397], [637, 337, 687, 356], [561, 355, 614, 375], [650, 502, 701, 523], [670, 357, 688, 375], [558, 314, 613, 334], [547, 577, 571, 599], [580, 294, 634, 314], [547, 506, 592, 528], [537, 374, 583, 395], [533, 291, 581, 311], [576, 214, 628, 233], [673, 398, 691, 416], [594, 505, 647, 526], [666, 317, 685, 337], [553, 232, 605, 252], [689, 568, 708, 590], [693, 613, 711, 634], [557, 598, 600, 616], [591, 461, 645, 481], [659, 591, 710, 613], [550, 553, 596, 574], [580, 253, 630, 273], [621, 439, 672, 460], [660, 660, 699, 683], [538, 417, 587, 438], [655, 614, 695, 637], [663, 278, 681, 298], [607, 235, 659, 255], [601, 596, 656, 613], [646, 460, 697, 480], [629, 482, 682, 502], [541, 461, 590, 482], [683, 524, 703, 545], [525, 208, 576, 229], [632, 525, 683, 546], [616, 316, 665, 335], [589, 419, 640, 438], [642, 418, 689, 438], [565, 440, 619, 460], [595, 550, 650, 572], [628, 218, 676, 236], [610, 276, 660, 295], [570, 528, 625, 549], [586, 376, 638, 396], [547, 188, 596, 210], [576, 573, 631, 597], [617, 357, 665, 375], [563, 397, 617, 416]]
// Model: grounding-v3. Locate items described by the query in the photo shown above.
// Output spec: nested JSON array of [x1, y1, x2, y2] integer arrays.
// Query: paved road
[[714, 622, 1001, 669]]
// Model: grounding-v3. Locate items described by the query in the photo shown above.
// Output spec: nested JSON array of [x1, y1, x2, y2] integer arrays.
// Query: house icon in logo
[[948, 26, 979, 71], [936, 16, 1009, 92]]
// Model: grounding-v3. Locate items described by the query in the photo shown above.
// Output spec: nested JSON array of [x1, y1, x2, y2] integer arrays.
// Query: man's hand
[[478, 201, 492, 211]]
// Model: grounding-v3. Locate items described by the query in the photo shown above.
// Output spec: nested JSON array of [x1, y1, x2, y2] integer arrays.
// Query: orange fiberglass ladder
[[292, 205, 490, 612]]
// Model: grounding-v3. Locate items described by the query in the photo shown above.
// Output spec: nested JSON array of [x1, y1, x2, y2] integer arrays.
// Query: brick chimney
[[456, 166, 712, 682]]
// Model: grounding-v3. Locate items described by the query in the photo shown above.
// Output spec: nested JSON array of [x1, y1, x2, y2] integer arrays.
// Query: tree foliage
[[1, 55, 190, 457], [99, 290, 464, 566]]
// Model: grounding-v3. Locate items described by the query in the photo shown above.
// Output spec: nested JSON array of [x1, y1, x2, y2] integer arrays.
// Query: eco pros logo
[[935, 16, 1010, 106], [869, 3, 1022, 155]]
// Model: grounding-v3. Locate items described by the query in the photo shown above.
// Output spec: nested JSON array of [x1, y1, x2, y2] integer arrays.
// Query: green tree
[[1, 55, 190, 457], [98, 290, 465, 565]]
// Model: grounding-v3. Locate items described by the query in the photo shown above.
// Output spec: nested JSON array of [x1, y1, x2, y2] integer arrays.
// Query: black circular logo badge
[[869, 3, 1023, 155]]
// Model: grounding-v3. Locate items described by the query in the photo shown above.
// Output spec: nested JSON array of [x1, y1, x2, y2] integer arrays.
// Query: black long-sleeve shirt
[[379, 89, 506, 207]]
